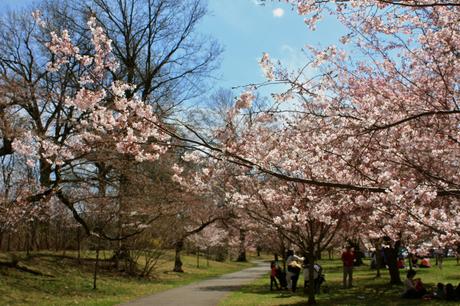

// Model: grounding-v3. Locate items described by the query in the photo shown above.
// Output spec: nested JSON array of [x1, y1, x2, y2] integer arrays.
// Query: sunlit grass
[[220, 258, 460, 306], [0, 250, 254, 306]]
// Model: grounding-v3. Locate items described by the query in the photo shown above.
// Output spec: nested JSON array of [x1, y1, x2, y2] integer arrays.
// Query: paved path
[[119, 261, 267, 306]]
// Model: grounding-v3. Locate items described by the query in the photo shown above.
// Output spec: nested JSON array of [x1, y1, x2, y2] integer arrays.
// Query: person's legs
[[314, 279, 320, 294], [279, 271, 287, 289], [270, 276, 274, 291], [292, 274, 299, 292], [348, 266, 353, 288], [286, 271, 292, 289], [343, 266, 353, 288], [343, 266, 352, 288]]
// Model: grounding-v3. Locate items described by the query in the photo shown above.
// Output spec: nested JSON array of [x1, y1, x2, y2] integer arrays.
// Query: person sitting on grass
[[445, 283, 455, 301], [455, 283, 460, 301], [434, 283, 445, 300], [402, 270, 427, 299], [397, 258, 405, 269], [419, 257, 431, 268]]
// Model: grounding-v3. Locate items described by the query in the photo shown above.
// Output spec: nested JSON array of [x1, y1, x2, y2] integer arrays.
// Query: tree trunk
[[196, 250, 200, 268], [315, 242, 321, 260], [93, 238, 100, 290], [77, 227, 81, 264], [383, 243, 402, 284], [7, 233, 10, 252], [307, 251, 316, 305], [25, 227, 31, 257], [375, 245, 383, 278], [236, 229, 247, 262], [173, 239, 184, 272]]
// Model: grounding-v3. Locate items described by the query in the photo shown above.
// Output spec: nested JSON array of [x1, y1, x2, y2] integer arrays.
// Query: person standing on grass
[[435, 248, 443, 269], [270, 261, 279, 291], [286, 250, 304, 291], [341, 246, 355, 289]]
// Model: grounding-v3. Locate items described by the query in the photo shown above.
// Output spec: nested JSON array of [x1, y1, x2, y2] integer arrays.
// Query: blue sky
[[201, 0, 345, 91], [0, 0, 33, 10], [0, 0, 346, 95]]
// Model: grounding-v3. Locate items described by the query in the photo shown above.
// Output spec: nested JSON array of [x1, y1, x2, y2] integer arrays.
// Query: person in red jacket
[[270, 261, 279, 291], [341, 246, 355, 289]]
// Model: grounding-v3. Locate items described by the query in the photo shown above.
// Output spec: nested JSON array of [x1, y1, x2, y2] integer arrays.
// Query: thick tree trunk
[[307, 251, 316, 305], [173, 239, 184, 272], [315, 242, 321, 260], [39, 157, 52, 187], [408, 253, 413, 270], [7, 233, 10, 252], [236, 229, 247, 262], [383, 243, 402, 284], [375, 245, 382, 278]]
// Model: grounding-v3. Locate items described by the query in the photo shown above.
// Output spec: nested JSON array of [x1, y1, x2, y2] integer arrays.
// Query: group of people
[[269, 250, 324, 293], [433, 282, 460, 301], [269, 246, 459, 301], [402, 269, 460, 301]]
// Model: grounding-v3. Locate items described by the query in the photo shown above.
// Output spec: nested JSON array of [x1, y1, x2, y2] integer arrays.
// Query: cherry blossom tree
[[0, 10, 170, 242], [167, 1, 460, 303]]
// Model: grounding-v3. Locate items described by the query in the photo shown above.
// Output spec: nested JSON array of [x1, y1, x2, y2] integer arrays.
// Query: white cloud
[[272, 8, 285, 18]]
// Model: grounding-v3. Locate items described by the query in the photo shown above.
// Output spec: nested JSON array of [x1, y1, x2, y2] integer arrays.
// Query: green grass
[[0, 250, 253, 306], [220, 258, 460, 306]]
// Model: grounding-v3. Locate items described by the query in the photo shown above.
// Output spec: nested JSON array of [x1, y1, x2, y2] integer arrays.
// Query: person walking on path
[[342, 246, 355, 289]]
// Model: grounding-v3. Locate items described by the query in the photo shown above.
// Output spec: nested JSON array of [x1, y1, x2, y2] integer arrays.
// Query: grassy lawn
[[0, 250, 254, 306], [220, 258, 460, 306]]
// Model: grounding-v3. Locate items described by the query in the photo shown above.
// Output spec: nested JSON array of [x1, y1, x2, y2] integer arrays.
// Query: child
[[270, 261, 279, 291]]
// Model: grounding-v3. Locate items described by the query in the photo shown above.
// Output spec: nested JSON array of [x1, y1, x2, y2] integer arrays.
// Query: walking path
[[119, 261, 267, 306]]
